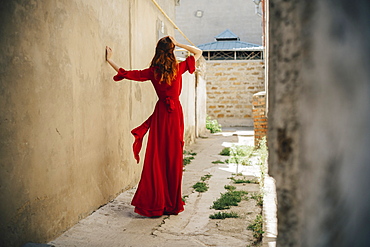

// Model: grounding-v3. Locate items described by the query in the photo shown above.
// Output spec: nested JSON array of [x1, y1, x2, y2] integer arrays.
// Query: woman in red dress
[[106, 36, 202, 217]]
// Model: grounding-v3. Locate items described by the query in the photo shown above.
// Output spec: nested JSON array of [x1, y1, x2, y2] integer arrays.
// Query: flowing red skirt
[[130, 98, 185, 217]]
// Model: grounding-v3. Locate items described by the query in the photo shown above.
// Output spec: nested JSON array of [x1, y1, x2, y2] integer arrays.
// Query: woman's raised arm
[[106, 46, 120, 72], [169, 36, 202, 61]]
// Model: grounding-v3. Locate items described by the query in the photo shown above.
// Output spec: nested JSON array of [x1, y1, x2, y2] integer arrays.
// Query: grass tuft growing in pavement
[[211, 190, 248, 210], [183, 150, 197, 166], [212, 160, 225, 164], [201, 174, 212, 181], [247, 214, 264, 242], [183, 156, 194, 166], [206, 116, 222, 133], [219, 147, 231, 156], [224, 185, 236, 191], [192, 182, 209, 192], [250, 192, 263, 207], [192, 174, 212, 193], [230, 177, 259, 184], [232, 173, 243, 176], [183, 150, 197, 156], [182, 195, 188, 203], [209, 211, 239, 219]]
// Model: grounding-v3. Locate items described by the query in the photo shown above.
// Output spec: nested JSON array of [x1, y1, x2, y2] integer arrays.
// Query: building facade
[[175, 0, 263, 46], [199, 29, 264, 127]]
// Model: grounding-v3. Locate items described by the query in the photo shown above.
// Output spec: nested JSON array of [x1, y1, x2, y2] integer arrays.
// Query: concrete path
[[49, 128, 277, 247]]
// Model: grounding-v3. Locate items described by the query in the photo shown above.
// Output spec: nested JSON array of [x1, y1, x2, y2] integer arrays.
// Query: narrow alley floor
[[49, 128, 277, 247]]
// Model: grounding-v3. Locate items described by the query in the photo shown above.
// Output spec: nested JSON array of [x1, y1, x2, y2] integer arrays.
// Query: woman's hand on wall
[[106, 46, 113, 61], [106, 46, 120, 72]]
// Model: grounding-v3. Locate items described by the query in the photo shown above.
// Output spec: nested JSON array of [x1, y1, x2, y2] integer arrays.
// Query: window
[[203, 50, 263, 60]]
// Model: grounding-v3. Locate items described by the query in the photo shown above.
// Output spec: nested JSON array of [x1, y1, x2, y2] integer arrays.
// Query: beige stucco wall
[[195, 57, 208, 137], [206, 60, 265, 127], [0, 0, 204, 246], [181, 72, 196, 146], [181, 57, 207, 146]]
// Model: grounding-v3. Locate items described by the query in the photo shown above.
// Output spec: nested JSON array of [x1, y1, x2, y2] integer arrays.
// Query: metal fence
[[203, 50, 263, 60]]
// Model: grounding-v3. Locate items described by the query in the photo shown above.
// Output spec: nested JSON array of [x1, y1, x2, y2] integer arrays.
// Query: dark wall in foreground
[[267, 0, 370, 246]]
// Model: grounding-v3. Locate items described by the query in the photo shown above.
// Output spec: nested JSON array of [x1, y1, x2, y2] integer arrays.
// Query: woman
[[106, 36, 202, 217]]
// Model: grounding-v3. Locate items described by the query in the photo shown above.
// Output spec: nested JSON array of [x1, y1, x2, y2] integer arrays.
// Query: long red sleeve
[[113, 67, 154, 82]]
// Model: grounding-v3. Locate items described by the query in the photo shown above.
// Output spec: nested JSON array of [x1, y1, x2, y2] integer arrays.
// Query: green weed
[[256, 136, 268, 188], [230, 145, 254, 157], [183, 150, 197, 156], [250, 192, 263, 207], [183, 157, 191, 166], [183, 150, 197, 166], [209, 211, 239, 219], [219, 147, 231, 156], [247, 214, 264, 242], [192, 182, 209, 192], [182, 195, 188, 203], [230, 177, 259, 184], [226, 145, 255, 165], [256, 137, 268, 162], [212, 160, 225, 164], [241, 159, 253, 166], [201, 174, 212, 181], [224, 185, 236, 191], [211, 190, 248, 210], [206, 116, 222, 133], [232, 173, 243, 176], [183, 156, 194, 166]]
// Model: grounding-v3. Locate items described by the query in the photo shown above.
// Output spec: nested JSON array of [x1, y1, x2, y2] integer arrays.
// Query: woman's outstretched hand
[[106, 46, 113, 61], [106, 46, 120, 72]]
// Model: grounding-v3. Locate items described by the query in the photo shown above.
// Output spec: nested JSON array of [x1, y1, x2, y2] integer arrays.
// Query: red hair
[[150, 36, 177, 85]]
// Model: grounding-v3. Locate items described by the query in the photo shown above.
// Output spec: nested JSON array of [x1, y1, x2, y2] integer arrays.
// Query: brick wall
[[206, 60, 265, 127], [253, 91, 267, 147]]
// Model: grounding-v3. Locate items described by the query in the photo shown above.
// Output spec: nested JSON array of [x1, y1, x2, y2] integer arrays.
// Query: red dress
[[113, 56, 196, 217]]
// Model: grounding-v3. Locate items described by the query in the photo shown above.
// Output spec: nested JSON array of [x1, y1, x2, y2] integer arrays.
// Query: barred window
[[203, 50, 263, 61]]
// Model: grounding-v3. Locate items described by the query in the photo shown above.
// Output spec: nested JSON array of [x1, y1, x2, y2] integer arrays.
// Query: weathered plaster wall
[[0, 0, 203, 246], [206, 60, 265, 127], [195, 57, 208, 137], [268, 0, 370, 246], [181, 72, 196, 146], [181, 57, 207, 147]]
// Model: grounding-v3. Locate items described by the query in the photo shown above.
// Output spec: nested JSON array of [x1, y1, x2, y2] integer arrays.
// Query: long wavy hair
[[150, 36, 177, 85]]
